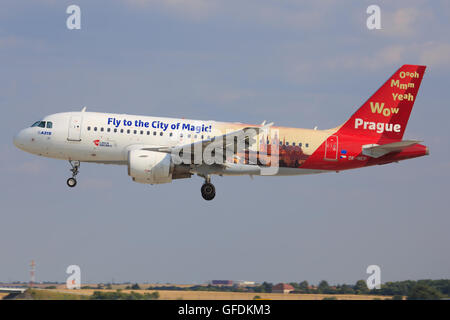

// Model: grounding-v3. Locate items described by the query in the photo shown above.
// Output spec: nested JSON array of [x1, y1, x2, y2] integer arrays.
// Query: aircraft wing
[[362, 140, 422, 158], [141, 121, 274, 164]]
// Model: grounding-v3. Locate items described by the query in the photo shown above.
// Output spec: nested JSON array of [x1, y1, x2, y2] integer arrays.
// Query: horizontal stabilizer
[[362, 140, 422, 158]]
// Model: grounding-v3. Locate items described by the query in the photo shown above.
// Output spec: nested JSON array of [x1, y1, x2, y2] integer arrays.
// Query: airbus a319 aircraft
[[14, 65, 428, 200]]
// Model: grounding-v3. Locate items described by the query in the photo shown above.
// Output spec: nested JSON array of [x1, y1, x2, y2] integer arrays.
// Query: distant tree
[[91, 290, 159, 300], [262, 282, 273, 293], [354, 280, 369, 294], [337, 284, 354, 294], [130, 283, 141, 290], [407, 284, 442, 300], [253, 295, 261, 300], [299, 281, 310, 293], [318, 280, 330, 294], [322, 296, 337, 300]]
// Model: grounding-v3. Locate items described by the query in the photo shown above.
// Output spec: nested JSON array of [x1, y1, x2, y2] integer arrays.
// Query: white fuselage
[[13, 111, 328, 177]]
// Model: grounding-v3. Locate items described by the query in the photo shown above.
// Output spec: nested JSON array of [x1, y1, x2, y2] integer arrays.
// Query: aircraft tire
[[201, 183, 215, 200], [67, 177, 77, 188]]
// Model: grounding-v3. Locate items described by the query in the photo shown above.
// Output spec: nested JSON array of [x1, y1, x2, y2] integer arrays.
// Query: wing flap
[[141, 121, 274, 165]]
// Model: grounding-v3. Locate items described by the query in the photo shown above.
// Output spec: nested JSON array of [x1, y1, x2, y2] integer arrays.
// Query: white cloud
[[380, 6, 434, 37], [419, 42, 450, 67], [388, 7, 421, 36]]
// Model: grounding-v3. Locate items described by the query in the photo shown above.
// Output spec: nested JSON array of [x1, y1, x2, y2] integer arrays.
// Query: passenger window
[[292, 142, 295, 146], [127, 129, 130, 134], [114, 128, 117, 133], [188, 134, 191, 138], [46, 122, 53, 129], [180, 133, 183, 138], [94, 127, 97, 131], [87, 126, 91, 131], [140, 130, 143, 135], [160, 132, 163, 136], [299, 143, 302, 147], [107, 128, 110, 132], [306, 143, 309, 148], [279, 141, 282, 146], [169, 132, 173, 137], [153, 132, 157, 136], [286, 142, 289, 146], [201, 135, 204, 139], [120, 129, 124, 133], [133, 130, 137, 134], [100, 127, 104, 132], [147, 131, 150, 135]]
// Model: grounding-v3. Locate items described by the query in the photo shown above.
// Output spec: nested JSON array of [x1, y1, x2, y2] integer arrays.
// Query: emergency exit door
[[324, 135, 338, 161], [67, 115, 82, 141]]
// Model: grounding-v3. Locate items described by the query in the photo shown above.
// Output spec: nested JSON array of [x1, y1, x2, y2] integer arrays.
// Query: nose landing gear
[[67, 160, 80, 188], [200, 175, 216, 201]]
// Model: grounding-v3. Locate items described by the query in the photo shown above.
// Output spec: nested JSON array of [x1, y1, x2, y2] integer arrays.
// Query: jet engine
[[128, 149, 173, 184], [128, 149, 192, 184]]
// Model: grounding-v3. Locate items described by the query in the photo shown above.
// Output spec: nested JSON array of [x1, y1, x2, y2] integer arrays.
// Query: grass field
[[0, 293, 10, 299], [1, 283, 396, 300], [45, 288, 393, 300]]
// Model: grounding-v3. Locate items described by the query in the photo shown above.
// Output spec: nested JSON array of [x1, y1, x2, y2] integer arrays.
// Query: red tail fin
[[339, 65, 426, 142]]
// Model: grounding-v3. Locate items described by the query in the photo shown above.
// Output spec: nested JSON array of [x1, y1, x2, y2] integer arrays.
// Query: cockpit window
[[46, 122, 53, 128], [31, 121, 46, 128]]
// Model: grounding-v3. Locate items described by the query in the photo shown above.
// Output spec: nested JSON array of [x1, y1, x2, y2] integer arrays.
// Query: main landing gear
[[67, 160, 80, 188], [200, 175, 215, 201]]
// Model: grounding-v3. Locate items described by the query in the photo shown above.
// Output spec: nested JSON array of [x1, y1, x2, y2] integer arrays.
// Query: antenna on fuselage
[[81, 106, 87, 112]]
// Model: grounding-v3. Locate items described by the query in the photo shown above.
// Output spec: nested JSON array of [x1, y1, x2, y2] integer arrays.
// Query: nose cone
[[13, 129, 26, 150]]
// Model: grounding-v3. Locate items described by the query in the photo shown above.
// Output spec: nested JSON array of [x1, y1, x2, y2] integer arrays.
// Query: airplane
[[14, 64, 429, 200]]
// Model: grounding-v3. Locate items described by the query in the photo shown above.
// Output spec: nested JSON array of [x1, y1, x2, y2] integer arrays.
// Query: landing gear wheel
[[201, 183, 216, 201], [67, 177, 77, 188], [67, 160, 80, 188]]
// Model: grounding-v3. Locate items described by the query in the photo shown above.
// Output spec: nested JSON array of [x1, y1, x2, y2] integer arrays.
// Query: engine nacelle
[[128, 150, 173, 184]]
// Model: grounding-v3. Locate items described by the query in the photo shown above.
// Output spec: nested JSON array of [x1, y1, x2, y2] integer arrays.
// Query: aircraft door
[[68, 115, 83, 141], [324, 135, 338, 161]]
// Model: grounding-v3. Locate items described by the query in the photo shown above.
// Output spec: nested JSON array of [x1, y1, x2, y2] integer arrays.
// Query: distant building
[[211, 280, 233, 286], [235, 280, 256, 286], [272, 283, 294, 294]]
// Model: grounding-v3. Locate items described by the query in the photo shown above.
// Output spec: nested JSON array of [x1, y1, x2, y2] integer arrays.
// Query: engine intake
[[128, 150, 173, 184]]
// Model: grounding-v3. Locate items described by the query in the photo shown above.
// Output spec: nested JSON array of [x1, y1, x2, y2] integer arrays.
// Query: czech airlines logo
[[370, 102, 399, 117], [93, 139, 113, 147]]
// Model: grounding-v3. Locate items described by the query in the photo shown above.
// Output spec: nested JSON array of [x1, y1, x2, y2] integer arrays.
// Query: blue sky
[[1, 0, 449, 285]]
